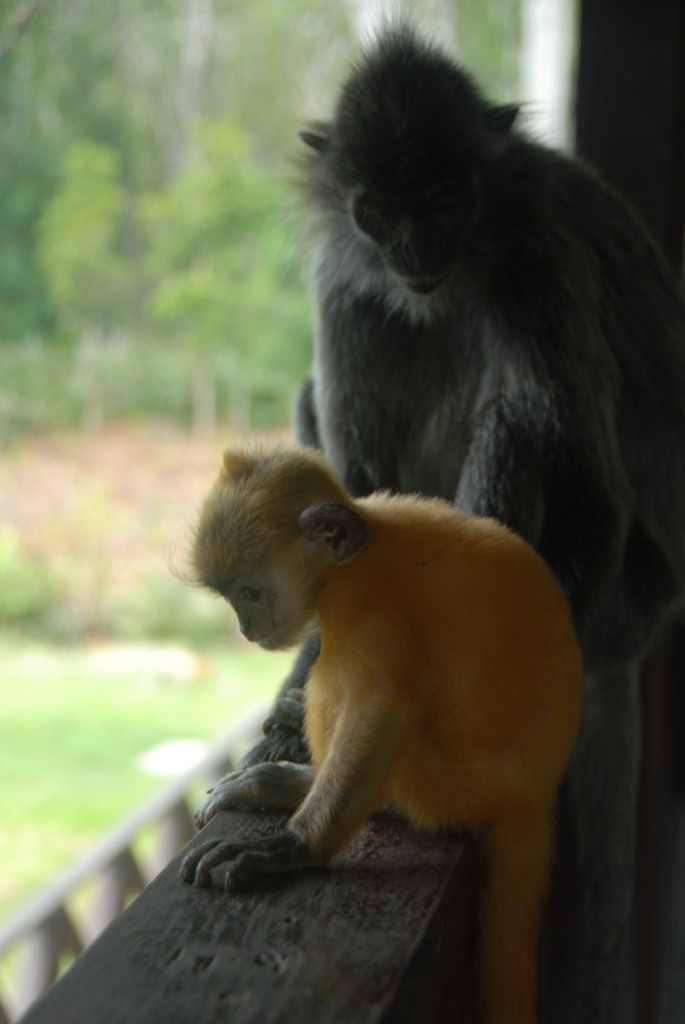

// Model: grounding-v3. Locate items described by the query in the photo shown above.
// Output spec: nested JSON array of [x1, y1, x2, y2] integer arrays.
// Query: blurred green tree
[[36, 142, 130, 337], [144, 120, 311, 429]]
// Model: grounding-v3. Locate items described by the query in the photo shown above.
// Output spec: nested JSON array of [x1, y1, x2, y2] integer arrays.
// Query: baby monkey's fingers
[[180, 828, 318, 889], [224, 830, 319, 890], [180, 837, 249, 888]]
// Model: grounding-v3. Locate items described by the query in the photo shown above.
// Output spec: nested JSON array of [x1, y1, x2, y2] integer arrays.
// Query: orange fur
[[310, 494, 580, 829], [305, 493, 581, 1024]]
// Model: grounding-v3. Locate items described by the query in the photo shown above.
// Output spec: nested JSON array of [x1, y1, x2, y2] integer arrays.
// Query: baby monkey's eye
[[241, 586, 262, 603]]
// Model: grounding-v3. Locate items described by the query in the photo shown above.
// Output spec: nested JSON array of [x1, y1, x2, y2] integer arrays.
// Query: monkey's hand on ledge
[[180, 828, 321, 891]]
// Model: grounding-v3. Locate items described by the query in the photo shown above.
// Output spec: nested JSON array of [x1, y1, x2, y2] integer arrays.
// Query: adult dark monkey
[[239, 24, 685, 1023]]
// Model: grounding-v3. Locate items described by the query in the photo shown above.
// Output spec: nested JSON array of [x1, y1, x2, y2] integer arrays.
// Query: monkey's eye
[[241, 586, 262, 603]]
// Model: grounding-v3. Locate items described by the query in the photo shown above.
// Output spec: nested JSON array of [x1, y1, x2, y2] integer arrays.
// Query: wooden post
[[16, 909, 82, 1019], [88, 849, 147, 940]]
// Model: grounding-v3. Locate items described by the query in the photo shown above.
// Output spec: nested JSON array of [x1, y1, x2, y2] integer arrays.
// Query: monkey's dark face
[[349, 178, 478, 293], [302, 27, 517, 298]]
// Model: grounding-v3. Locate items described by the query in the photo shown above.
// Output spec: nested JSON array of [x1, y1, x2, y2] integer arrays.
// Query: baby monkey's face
[[190, 455, 362, 651], [214, 545, 321, 652]]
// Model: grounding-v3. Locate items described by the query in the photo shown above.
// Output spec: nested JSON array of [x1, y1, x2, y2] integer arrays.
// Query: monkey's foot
[[179, 829, 319, 890], [194, 770, 250, 830], [194, 761, 315, 830]]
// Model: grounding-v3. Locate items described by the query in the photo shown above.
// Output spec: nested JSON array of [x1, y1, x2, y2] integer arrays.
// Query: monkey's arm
[[181, 689, 405, 890], [237, 633, 319, 768], [293, 377, 321, 449], [455, 362, 640, 663]]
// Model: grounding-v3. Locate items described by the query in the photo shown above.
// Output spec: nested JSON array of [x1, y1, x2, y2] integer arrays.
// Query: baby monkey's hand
[[179, 827, 319, 891]]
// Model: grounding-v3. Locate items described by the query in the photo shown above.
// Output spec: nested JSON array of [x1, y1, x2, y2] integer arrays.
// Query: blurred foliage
[[0, 0, 355, 433], [456, 0, 522, 98], [0, 138, 58, 338], [0, 527, 63, 634], [118, 577, 237, 645], [37, 142, 130, 335], [0, 0, 522, 437], [142, 120, 312, 425], [0, 519, 236, 646]]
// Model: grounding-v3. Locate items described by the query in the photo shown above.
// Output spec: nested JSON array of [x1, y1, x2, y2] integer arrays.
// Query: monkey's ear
[[221, 450, 254, 482], [299, 502, 368, 564], [485, 104, 519, 133], [298, 129, 329, 153]]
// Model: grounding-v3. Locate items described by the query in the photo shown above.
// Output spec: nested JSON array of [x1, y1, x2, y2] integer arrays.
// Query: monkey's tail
[[478, 808, 555, 1024]]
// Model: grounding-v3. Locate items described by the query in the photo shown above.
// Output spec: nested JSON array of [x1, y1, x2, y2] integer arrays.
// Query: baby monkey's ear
[[221, 449, 255, 482], [299, 502, 368, 564]]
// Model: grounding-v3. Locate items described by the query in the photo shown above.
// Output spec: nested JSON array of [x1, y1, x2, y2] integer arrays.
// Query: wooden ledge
[[19, 811, 477, 1024]]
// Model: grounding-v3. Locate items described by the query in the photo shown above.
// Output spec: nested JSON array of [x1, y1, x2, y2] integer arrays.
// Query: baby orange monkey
[[180, 445, 582, 1024]]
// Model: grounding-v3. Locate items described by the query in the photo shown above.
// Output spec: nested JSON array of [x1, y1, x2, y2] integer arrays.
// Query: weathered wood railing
[[0, 706, 267, 1024], [14, 809, 476, 1024]]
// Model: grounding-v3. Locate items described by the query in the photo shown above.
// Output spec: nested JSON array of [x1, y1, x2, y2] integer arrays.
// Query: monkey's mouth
[[257, 634, 290, 652], [398, 273, 447, 295], [256, 636, 279, 651]]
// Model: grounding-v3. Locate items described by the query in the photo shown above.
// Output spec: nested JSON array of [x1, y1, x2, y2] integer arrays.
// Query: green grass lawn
[[0, 640, 289, 923]]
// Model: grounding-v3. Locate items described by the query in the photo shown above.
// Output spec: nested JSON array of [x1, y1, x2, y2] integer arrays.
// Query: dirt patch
[[0, 423, 227, 587], [0, 422, 291, 632]]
